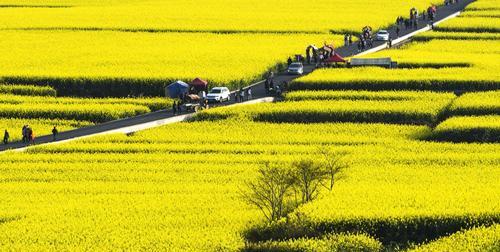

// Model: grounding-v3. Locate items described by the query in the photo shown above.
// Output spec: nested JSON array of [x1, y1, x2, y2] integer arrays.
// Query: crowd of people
[[357, 26, 374, 52], [263, 71, 288, 97]]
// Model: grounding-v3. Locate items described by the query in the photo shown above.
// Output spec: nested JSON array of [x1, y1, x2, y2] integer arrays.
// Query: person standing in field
[[52, 126, 58, 141], [3, 130, 9, 145]]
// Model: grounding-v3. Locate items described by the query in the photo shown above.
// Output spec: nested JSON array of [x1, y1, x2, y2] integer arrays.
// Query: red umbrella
[[325, 53, 346, 63], [191, 78, 208, 92]]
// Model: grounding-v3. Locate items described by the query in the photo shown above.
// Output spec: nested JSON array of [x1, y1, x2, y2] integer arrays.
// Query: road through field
[[0, 0, 474, 152]]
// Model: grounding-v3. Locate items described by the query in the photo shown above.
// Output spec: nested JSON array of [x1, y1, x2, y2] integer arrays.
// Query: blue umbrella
[[166, 80, 189, 98]]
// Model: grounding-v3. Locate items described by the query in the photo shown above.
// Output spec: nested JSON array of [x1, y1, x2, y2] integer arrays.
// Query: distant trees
[[242, 147, 347, 223]]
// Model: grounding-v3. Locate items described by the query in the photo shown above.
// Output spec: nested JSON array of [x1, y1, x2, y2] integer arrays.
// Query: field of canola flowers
[[0, 0, 434, 95], [0, 0, 499, 251], [2, 118, 498, 251]]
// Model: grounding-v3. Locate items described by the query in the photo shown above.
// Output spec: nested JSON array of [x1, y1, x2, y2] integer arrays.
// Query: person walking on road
[[26, 126, 34, 145], [3, 130, 9, 145], [172, 101, 177, 115], [396, 26, 400, 37], [287, 57, 293, 66], [22, 125, 27, 143], [247, 88, 252, 100], [52, 126, 58, 141], [177, 101, 182, 114], [240, 88, 245, 102]]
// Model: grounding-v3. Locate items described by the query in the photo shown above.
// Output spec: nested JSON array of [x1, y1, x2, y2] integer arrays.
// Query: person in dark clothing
[[404, 19, 409, 30], [3, 130, 9, 145], [177, 101, 182, 113], [348, 34, 353, 45], [264, 81, 269, 94], [172, 101, 177, 115], [388, 38, 393, 48], [414, 18, 418, 29], [235, 91, 240, 102], [52, 126, 58, 141], [282, 81, 289, 92], [287, 57, 293, 66], [396, 26, 400, 37], [22, 125, 27, 143], [26, 127, 34, 145]]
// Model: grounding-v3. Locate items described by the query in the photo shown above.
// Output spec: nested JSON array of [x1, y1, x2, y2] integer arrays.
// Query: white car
[[206, 87, 230, 102], [287, 62, 304, 75], [375, 30, 390, 41]]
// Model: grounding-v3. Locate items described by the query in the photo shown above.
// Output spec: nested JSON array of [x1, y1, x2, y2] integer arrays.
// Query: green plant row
[[408, 224, 500, 252], [244, 233, 382, 252], [428, 116, 500, 143], [290, 79, 500, 92], [0, 103, 150, 123], [447, 91, 500, 117], [195, 92, 454, 125], [0, 93, 171, 112], [0, 84, 56, 97], [243, 213, 500, 246]]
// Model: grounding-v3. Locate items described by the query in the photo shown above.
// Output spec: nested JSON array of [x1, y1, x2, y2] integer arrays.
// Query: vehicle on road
[[287, 62, 304, 75], [206, 87, 231, 102], [375, 30, 390, 41]]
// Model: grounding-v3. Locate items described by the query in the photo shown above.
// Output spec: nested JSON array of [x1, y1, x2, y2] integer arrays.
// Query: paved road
[[0, 0, 474, 151]]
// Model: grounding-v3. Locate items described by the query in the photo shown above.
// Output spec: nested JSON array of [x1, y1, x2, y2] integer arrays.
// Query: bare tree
[[291, 159, 326, 204], [242, 162, 295, 223], [318, 147, 348, 191]]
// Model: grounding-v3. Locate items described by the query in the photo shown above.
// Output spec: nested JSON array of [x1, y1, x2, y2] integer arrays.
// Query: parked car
[[206, 87, 230, 102], [375, 30, 390, 41], [287, 62, 304, 75]]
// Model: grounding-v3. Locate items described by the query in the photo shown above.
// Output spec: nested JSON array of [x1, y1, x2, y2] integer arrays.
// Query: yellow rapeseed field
[[0, 0, 432, 33], [0, 0, 498, 251]]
